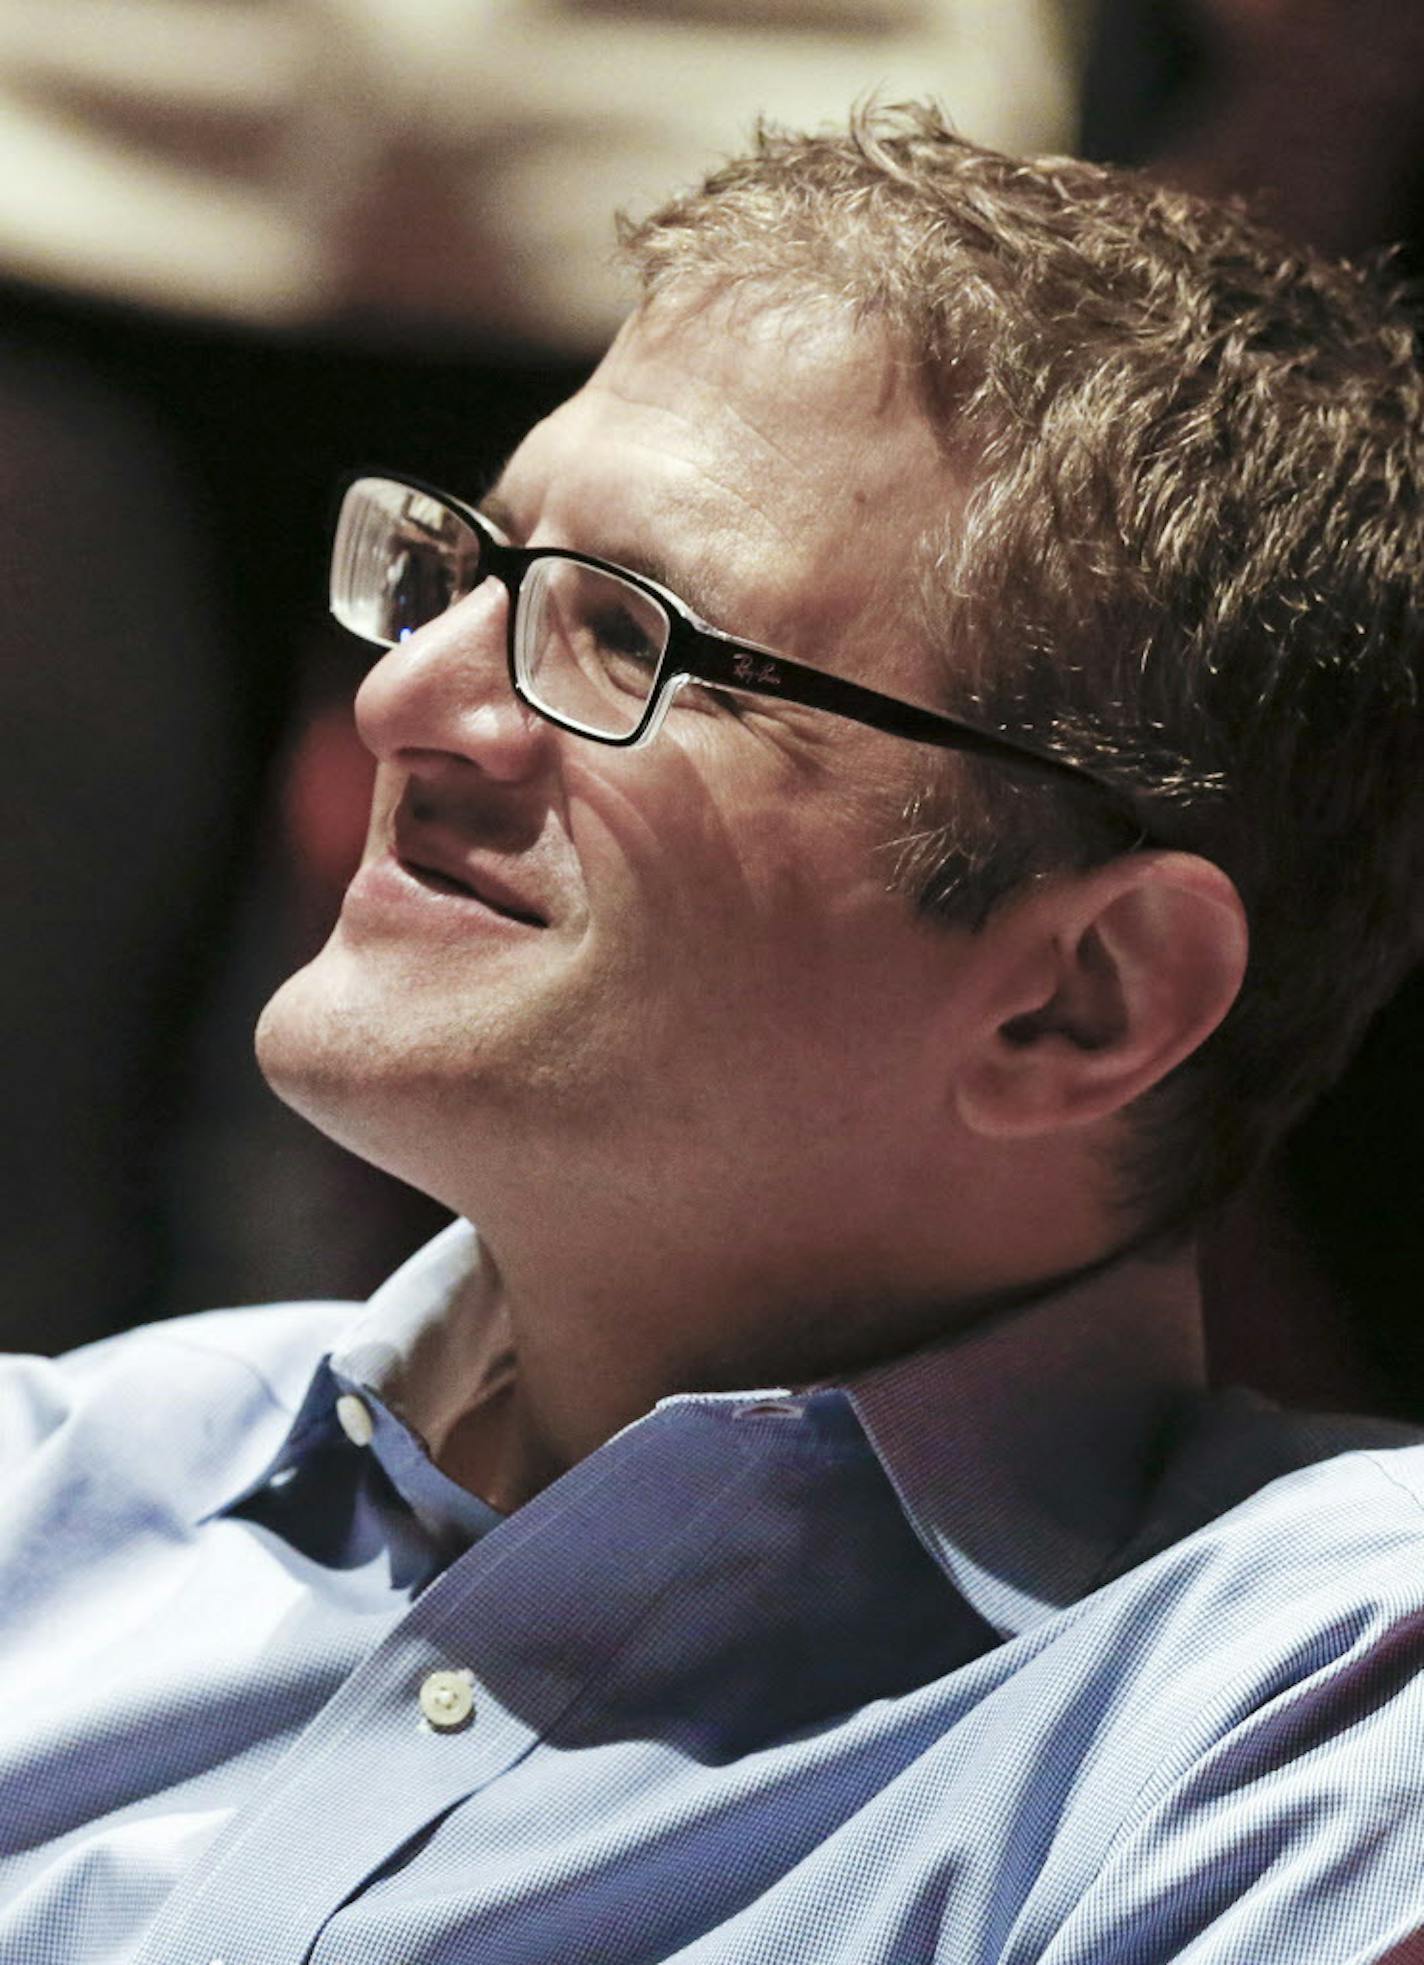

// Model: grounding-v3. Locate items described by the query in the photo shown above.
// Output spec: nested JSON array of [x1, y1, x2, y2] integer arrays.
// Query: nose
[[354, 580, 553, 784]]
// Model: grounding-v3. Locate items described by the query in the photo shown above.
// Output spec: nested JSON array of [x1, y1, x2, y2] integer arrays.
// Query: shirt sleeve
[[1028, 1551, 1424, 1961], [0, 1338, 126, 1478]]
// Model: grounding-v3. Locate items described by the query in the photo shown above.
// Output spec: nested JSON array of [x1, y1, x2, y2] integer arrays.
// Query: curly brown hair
[[617, 101, 1424, 1241]]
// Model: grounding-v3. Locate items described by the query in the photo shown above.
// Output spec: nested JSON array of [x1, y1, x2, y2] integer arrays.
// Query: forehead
[[498, 292, 955, 684]]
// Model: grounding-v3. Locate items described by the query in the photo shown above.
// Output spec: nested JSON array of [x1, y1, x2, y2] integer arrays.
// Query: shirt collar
[[323, 1219, 1205, 1639], [845, 1247, 1206, 1634], [333, 1224, 516, 1464]]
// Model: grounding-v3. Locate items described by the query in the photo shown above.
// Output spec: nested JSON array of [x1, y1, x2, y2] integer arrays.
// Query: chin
[[257, 959, 357, 1130], [254, 940, 537, 1213], [255, 950, 421, 1174]]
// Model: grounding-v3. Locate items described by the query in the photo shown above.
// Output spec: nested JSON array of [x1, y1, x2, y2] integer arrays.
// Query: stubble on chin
[[253, 945, 446, 1192], [255, 939, 368, 1133]]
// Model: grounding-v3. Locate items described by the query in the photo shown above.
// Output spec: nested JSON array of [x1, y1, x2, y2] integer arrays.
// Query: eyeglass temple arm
[[682, 631, 1127, 799]]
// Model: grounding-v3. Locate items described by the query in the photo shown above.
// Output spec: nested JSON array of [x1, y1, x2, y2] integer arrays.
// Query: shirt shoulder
[[0, 1296, 356, 1505], [1134, 1432, 1424, 1669], [1014, 1437, 1424, 1962], [1088, 1420, 1424, 1762]]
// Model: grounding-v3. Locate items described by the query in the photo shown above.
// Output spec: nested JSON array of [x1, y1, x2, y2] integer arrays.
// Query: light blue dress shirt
[[4, 1221, 1424, 1964]]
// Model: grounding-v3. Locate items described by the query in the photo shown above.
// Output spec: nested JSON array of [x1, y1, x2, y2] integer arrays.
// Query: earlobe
[[955, 854, 1248, 1140]]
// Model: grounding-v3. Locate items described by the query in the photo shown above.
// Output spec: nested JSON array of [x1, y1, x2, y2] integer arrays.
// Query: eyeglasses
[[329, 471, 1137, 812]]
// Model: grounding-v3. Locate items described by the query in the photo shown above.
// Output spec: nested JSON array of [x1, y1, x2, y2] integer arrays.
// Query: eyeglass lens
[[331, 478, 482, 646], [516, 558, 670, 739], [331, 477, 673, 740]]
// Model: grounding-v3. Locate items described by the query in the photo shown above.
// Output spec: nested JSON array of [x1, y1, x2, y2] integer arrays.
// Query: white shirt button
[[419, 1668, 475, 1730], [335, 1392, 375, 1447]]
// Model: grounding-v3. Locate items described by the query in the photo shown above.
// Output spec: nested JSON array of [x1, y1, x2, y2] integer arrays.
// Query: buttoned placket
[[127, 1400, 778, 1965]]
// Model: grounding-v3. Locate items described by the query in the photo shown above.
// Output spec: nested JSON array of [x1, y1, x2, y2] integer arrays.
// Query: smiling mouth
[[400, 855, 548, 928]]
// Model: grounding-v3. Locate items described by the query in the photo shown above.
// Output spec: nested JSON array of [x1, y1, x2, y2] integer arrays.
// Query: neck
[[434, 1194, 1161, 1513]]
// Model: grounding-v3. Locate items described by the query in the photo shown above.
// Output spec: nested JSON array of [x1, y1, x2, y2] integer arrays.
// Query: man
[[4, 104, 1424, 1963]]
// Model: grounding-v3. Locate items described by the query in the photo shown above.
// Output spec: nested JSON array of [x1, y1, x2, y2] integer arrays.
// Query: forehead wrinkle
[[533, 408, 808, 640], [587, 376, 811, 543], [488, 448, 738, 633], [592, 443, 773, 633], [587, 333, 873, 529], [655, 446, 924, 689], [577, 397, 900, 667], [520, 305, 951, 687]]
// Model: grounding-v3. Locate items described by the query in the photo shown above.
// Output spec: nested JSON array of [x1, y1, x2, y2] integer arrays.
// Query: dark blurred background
[[1081, 0, 1424, 1419], [1, 0, 1420, 1419]]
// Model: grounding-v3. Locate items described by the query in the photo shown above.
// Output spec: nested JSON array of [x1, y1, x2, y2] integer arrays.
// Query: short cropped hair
[[618, 101, 1424, 1239]]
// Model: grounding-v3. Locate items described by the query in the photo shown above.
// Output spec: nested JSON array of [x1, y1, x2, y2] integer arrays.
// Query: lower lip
[[340, 853, 543, 938]]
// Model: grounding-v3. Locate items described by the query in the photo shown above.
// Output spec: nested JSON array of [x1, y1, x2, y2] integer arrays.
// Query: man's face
[[259, 294, 978, 1287]]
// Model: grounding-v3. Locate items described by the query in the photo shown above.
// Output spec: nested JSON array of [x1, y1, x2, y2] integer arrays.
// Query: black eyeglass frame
[[334, 470, 1146, 823]]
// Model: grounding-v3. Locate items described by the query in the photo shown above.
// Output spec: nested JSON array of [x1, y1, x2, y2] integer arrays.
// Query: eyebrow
[[479, 482, 734, 633]]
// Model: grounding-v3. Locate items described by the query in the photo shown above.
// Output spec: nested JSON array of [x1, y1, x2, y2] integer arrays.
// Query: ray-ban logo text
[[734, 654, 782, 688]]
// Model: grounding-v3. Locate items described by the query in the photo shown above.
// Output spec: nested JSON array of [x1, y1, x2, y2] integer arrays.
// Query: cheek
[[563, 739, 779, 942], [563, 720, 913, 1021]]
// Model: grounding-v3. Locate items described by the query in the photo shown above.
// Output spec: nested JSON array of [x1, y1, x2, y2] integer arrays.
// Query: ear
[[954, 853, 1248, 1140]]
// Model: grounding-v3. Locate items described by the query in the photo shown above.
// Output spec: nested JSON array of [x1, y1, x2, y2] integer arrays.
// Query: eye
[[588, 602, 661, 672]]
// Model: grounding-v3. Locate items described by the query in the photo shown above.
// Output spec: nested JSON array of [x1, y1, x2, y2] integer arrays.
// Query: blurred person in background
[[3, 104, 1424, 1964], [0, 0, 1077, 1353]]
